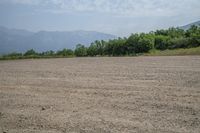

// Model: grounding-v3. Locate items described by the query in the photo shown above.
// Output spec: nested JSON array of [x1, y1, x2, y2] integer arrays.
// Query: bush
[[168, 38, 190, 49], [154, 35, 170, 50], [24, 49, 38, 56], [74, 44, 87, 57], [126, 33, 153, 53], [56, 48, 74, 56]]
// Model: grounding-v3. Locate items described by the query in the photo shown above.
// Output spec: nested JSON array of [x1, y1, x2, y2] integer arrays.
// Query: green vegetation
[[74, 44, 87, 57], [0, 48, 75, 60], [0, 25, 200, 60], [145, 47, 200, 56]]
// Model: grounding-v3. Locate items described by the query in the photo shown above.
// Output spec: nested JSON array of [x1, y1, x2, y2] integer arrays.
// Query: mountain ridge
[[0, 26, 116, 54], [179, 20, 200, 30], [1, 20, 200, 54]]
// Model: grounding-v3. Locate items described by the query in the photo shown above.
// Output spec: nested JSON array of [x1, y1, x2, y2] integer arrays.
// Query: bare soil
[[0, 56, 200, 133]]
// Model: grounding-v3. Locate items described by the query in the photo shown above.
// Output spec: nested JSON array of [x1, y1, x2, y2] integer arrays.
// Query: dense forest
[[1, 25, 200, 59]]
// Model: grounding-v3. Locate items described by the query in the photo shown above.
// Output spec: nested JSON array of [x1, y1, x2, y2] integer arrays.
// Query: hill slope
[[180, 21, 200, 30], [0, 26, 116, 54]]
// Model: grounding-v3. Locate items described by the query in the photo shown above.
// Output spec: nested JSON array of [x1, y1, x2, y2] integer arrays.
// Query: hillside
[[180, 20, 200, 30], [0, 26, 116, 54]]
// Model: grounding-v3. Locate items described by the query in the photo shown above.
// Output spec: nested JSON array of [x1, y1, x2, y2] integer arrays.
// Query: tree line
[[1, 25, 200, 59]]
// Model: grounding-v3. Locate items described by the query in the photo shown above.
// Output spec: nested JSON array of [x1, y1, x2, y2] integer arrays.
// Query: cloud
[[1, 0, 200, 17], [0, 0, 40, 5]]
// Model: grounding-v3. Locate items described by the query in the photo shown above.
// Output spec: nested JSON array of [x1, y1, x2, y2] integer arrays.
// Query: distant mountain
[[0, 26, 116, 54], [180, 21, 200, 30]]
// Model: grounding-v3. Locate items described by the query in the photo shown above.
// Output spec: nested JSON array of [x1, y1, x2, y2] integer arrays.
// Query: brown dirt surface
[[0, 56, 200, 133]]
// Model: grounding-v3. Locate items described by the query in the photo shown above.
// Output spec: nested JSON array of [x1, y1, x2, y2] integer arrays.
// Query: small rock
[[73, 110, 78, 113], [41, 107, 46, 111], [192, 112, 196, 115]]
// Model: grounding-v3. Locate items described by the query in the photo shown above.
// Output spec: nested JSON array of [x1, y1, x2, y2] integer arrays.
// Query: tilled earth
[[0, 56, 200, 133]]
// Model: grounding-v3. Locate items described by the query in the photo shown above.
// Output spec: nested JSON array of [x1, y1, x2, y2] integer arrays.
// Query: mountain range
[[0, 26, 116, 54], [179, 21, 200, 30], [0, 20, 200, 54]]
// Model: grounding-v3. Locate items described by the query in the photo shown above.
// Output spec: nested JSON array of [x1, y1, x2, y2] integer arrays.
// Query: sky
[[0, 0, 199, 36]]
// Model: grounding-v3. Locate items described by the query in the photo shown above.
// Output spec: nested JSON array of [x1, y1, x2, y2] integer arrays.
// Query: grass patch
[[145, 46, 200, 56], [0, 55, 75, 60]]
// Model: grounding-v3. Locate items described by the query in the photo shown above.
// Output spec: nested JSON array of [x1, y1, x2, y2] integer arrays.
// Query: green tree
[[24, 49, 38, 56], [168, 37, 190, 49], [125, 33, 140, 54], [41, 50, 55, 56], [155, 27, 185, 38], [87, 42, 98, 56], [3, 52, 23, 59], [167, 27, 185, 38], [126, 33, 153, 54], [154, 35, 170, 50], [111, 38, 127, 56], [57, 48, 74, 56], [186, 25, 200, 47], [74, 44, 87, 57], [137, 34, 154, 53]]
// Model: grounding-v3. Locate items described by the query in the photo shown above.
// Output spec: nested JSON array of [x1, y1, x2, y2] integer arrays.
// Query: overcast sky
[[0, 0, 199, 36]]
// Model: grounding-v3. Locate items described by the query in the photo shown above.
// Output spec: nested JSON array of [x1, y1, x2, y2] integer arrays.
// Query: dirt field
[[0, 56, 200, 133]]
